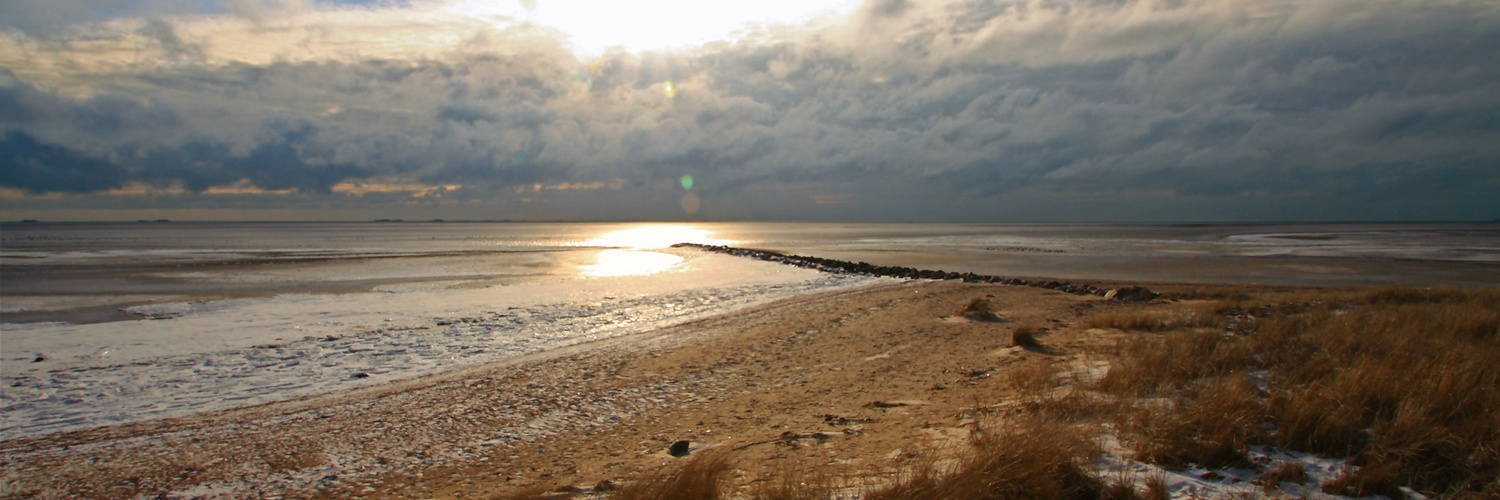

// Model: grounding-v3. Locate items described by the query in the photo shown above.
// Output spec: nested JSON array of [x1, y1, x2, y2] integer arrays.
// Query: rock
[[353, 372, 370, 379], [594, 480, 617, 492], [1103, 289, 1119, 300], [668, 440, 691, 457], [32, 354, 47, 363], [1112, 286, 1158, 302], [824, 414, 877, 426]]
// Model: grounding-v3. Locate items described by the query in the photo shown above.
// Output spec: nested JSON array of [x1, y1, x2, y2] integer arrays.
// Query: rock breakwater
[[671, 243, 1156, 301]]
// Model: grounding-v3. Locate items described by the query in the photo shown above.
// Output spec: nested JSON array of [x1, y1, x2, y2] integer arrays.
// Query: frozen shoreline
[[1, 249, 892, 441]]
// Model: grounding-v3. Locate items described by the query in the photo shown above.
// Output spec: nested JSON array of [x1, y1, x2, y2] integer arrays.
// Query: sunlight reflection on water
[[582, 249, 683, 277], [577, 224, 736, 277], [580, 225, 734, 250]]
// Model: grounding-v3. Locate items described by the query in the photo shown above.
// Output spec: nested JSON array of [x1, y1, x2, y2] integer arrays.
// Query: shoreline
[[1, 250, 885, 441], [3, 276, 1325, 499], [5, 243, 1496, 498]]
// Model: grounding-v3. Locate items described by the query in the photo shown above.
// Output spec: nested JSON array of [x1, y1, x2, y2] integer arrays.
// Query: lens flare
[[680, 174, 694, 190]]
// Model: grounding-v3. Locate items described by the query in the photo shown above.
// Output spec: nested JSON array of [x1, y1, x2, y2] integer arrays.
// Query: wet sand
[[0, 252, 567, 325]]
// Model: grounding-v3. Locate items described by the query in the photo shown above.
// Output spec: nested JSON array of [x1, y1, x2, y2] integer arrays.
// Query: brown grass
[[1099, 287, 1500, 497], [864, 418, 1104, 500], [1255, 289, 1500, 496], [1164, 287, 1251, 302], [963, 298, 995, 316], [1023, 387, 1118, 424], [1098, 331, 1253, 397], [1012, 324, 1043, 349], [1141, 473, 1168, 500], [1320, 460, 1404, 499], [1100, 481, 1142, 500], [749, 460, 841, 500], [1086, 308, 1192, 332], [1007, 359, 1060, 396], [1253, 462, 1307, 490], [610, 450, 733, 500], [961, 297, 1008, 322], [1125, 375, 1266, 470]]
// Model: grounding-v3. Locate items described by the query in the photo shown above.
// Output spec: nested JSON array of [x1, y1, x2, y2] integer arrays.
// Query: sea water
[[2, 221, 1497, 440]]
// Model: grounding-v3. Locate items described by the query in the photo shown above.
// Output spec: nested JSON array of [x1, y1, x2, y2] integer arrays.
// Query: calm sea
[[3, 221, 1498, 439], [4, 221, 1498, 313]]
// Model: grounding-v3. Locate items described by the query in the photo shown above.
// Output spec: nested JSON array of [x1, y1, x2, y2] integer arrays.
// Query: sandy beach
[[0, 278, 1141, 498]]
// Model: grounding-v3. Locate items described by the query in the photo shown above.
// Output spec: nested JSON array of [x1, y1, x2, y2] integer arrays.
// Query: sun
[[447, 0, 862, 58]]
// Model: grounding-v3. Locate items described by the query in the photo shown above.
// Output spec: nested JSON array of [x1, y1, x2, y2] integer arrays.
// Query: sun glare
[[582, 249, 684, 277], [447, 0, 862, 58], [582, 225, 734, 249], [577, 225, 733, 277]]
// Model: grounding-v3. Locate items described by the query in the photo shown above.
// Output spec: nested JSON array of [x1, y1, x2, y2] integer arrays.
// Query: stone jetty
[[670, 243, 1155, 301]]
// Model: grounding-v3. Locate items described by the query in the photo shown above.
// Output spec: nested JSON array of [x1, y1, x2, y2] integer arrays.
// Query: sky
[[1, 0, 1498, 222]]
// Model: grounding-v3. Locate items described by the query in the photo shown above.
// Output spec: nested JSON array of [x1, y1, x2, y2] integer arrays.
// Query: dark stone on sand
[[353, 372, 370, 379], [594, 480, 617, 492], [669, 440, 691, 457], [1114, 286, 1158, 301], [33, 354, 47, 362]]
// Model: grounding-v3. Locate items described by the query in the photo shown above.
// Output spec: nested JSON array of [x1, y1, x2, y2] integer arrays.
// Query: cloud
[[0, 131, 126, 193], [1, 0, 1498, 221]]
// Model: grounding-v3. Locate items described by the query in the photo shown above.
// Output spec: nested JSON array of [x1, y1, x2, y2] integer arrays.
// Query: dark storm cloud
[[0, 81, 371, 194], [3, 0, 1499, 220], [0, 131, 126, 193]]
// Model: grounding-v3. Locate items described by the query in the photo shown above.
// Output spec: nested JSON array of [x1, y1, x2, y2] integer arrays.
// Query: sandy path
[[3, 280, 1117, 499]]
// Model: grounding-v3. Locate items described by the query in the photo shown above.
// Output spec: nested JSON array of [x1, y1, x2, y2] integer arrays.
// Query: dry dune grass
[[1124, 375, 1266, 470], [1011, 324, 1043, 349], [1097, 330, 1253, 397], [1254, 288, 1500, 497], [609, 450, 735, 500], [1104, 286, 1500, 498], [864, 418, 1105, 500], [1253, 462, 1307, 490], [1085, 307, 1205, 332], [748, 461, 843, 500]]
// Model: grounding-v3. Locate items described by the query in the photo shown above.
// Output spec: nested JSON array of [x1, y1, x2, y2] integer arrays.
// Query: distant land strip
[[670, 243, 1156, 301]]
